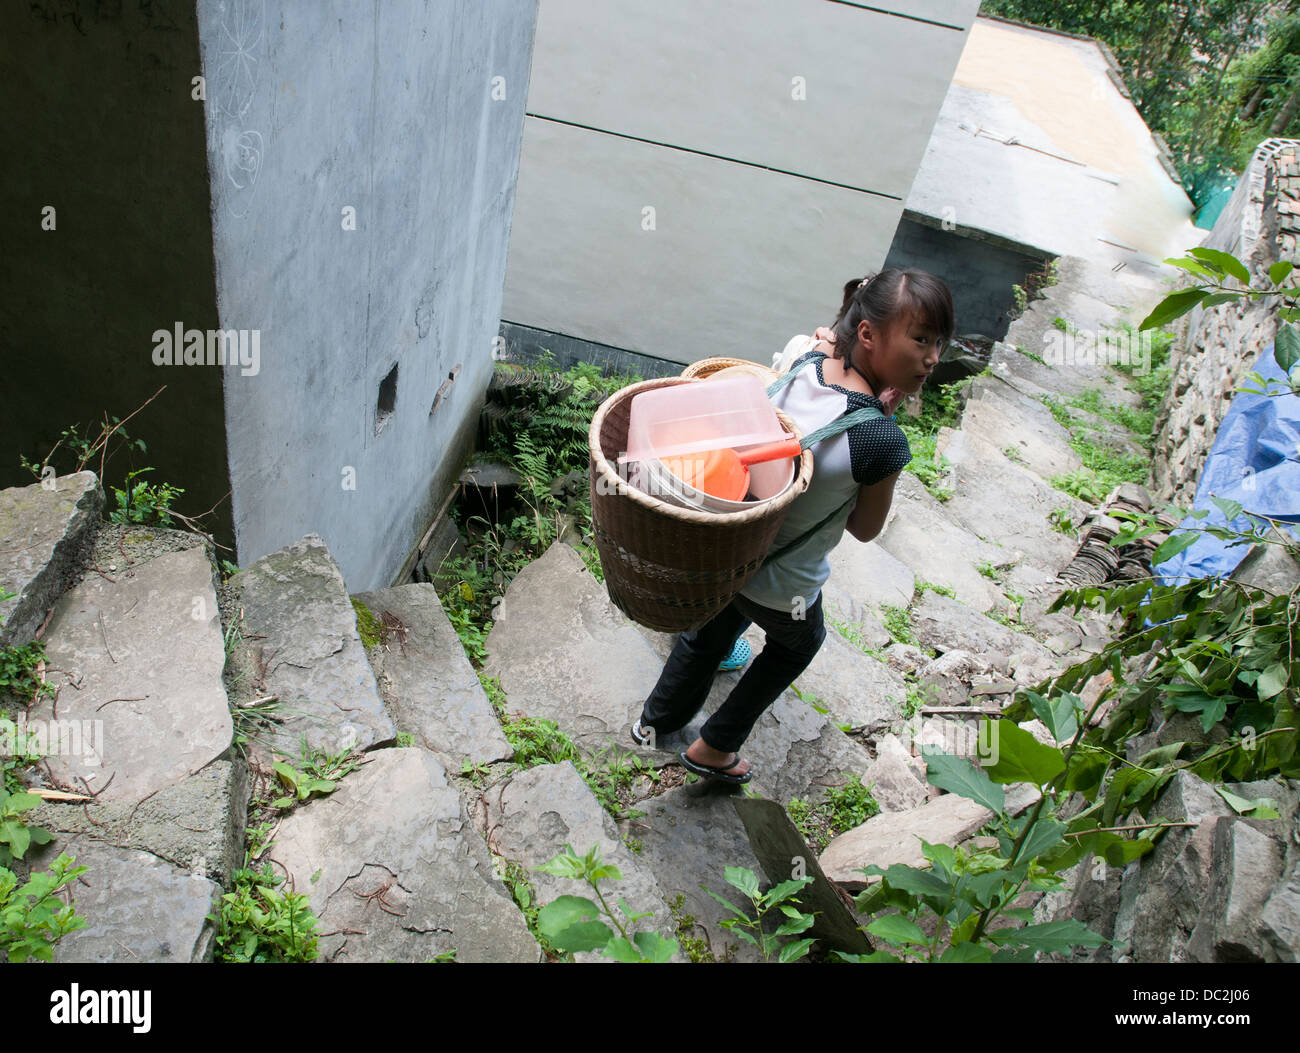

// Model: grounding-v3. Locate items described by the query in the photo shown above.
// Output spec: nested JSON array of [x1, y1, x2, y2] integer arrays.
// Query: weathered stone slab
[[1261, 869, 1300, 963], [788, 626, 908, 738], [231, 534, 394, 757], [353, 583, 511, 767], [635, 783, 765, 962], [874, 475, 1004, 612], [0, 471, 103, 647], [820, 784, 1041, 889], [733, 795, 872, 954], [28, 546, 232, 802], [1119, 771, 1235, 963], [26, 836, 221, 963], [1187, 818, 1286, 962], [479, 762, 679, 959], [483, 542, 662, 754], [267, 747, 539, 963], [823, 539, 915, 621], [29, 759, 249, 886], [939, 428, 1088, 573], [864, 733, 930, 812], [960, 378, 1083, 480], [910, 590, 1056, 672]]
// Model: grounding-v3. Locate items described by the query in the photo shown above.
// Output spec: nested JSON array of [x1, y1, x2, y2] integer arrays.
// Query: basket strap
[[760, 494, 858, 568], [759, 348, 889, 567]]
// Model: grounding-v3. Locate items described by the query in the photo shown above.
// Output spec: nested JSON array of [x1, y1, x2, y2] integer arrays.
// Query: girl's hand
[[877, 387, 906, 416], [813, 326, 836, 344]]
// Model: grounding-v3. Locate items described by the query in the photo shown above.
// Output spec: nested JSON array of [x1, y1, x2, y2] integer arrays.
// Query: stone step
[[959, 375, 1083, 480], [352, 583, 512, 769], [819, 783, 1041, 890], [482, 541, 665, 755], [936, 428, 1089, 573], [266, 746, 539, 962], [822, 539, 915, 629], [26, 539, 232, 803], [226, 534, 395, 760], [909, 590, 1060, 685], [0, 471, 103, 647], [476, 760, 684, 961], [874, 474, 1006, 612]]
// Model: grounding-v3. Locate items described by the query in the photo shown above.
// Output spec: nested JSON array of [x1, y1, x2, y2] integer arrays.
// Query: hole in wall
[[375, 363, 398, 436]]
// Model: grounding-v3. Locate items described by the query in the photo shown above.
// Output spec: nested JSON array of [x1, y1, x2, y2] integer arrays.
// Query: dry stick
[[98, 611, 116, 663], [90, 384, 168, 483], [1063, 821, 1197, 838], [89, 561, 117, 584], [96, 696, 146, 713]]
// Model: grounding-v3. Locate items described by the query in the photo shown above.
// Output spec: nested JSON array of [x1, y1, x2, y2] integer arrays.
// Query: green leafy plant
[[702, 866, 817, 962], [210, 858, 320, 963], [788, 774, 881, 853], [1048, 507, 1076, 536], [0, 853, 88, 963], [534, 843, 679, 962], [270, 738, 361, 809], [0, 639, 55, 706], [879, 604, 917, 646], [0, 786, 55, 867], [915, 579, 956, 599], [108, 467, 183, 527], [1141, 246, 1299, 397]]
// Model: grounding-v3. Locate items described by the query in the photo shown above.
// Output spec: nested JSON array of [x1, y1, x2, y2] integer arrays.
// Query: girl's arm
[[846, 471, 901, 542]]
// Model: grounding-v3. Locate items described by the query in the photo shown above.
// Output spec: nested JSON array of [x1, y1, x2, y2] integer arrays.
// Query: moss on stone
[[351, 597, 382, 649]]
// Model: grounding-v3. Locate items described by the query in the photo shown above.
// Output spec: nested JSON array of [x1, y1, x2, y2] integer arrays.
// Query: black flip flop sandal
[[679, 749, 753, 785]]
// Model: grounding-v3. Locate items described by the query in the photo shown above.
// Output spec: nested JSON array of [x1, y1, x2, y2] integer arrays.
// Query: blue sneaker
[[718, 637, 751, 672]]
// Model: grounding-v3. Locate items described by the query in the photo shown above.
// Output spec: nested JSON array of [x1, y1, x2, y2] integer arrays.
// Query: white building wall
[[503, 0, 981, 365]]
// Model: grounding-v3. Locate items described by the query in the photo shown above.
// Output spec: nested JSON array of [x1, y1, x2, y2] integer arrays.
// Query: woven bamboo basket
[[680, 356, 779, 385], [588, 377, 813, 632]]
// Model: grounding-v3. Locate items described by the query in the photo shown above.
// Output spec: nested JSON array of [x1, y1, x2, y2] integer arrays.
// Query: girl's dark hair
[[829, 268, 955, 366]]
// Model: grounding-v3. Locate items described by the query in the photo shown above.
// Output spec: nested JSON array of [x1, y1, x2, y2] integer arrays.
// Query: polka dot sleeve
[[847, 408, 912, 486]]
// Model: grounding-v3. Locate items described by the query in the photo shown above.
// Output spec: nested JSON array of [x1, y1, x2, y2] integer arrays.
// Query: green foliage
[[847, 497, 1299, 962], [915, 579, 956, 599], [270, 738, 361, 809], [0, 639, 54, 706], [1048, 506, 1077, 536], [879, 604, 917, 646], [1015, 345, 1048, 367], [788, 774, 881, 853], [0, 786, 54, 867], [895, 371, 981, 502], [108, 467, 183, 527], [0, 853, 88, 962], [1011, 285, 1028, 314], [351, 598, 383, 649], [668, 892, 717, 963], [1138, 247, 1300, 399], [902, 679, 939, 721], [702, 866, 817, 963], [534, 843, 679, 962], [210, 857, 320, 963]]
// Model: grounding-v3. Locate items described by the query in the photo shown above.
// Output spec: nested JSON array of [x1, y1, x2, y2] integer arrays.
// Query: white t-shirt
[[738, 344, 911, 613]]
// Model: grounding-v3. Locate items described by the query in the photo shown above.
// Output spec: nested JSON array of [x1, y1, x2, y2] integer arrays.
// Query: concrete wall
[[502, 0, 981, 366], [201, 0, 538, 591], [884, 213, 1048, 339], [0, 2, 232, 544], [1151, 140, 1296, 507]]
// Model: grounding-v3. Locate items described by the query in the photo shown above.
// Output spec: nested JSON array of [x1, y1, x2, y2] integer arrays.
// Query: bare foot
[[684, 737, 750, 777]]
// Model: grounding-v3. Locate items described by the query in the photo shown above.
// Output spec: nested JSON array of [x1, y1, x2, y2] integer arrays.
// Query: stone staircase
[[6, 253, 1293, 963]]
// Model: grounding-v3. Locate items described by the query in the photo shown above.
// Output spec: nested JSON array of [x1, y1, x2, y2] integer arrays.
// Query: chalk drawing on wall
[[209, 0, 267, 218]]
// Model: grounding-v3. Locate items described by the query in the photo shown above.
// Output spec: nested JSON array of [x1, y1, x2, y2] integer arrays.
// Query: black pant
[[640, 591, 827, 754]]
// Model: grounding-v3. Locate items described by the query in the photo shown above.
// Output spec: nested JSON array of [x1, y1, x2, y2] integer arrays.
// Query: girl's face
[[860, 314, 944, 394]]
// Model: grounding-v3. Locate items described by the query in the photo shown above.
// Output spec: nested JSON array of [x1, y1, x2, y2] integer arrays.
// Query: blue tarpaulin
[[1153, 340, 1300, 586]]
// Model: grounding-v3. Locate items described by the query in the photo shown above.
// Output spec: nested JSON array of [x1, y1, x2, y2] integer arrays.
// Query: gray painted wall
[[503, 0, 982, 365], [200, 0, 537, 591], [1, 3, 232, 544], [884, 215, 1048, 339]]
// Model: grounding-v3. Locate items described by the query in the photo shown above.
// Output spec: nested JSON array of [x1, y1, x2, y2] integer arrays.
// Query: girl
[[632, 268, 955, 783]]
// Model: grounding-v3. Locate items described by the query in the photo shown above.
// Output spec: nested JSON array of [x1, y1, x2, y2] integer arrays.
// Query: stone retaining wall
[[1150, 139, 1300, 506]]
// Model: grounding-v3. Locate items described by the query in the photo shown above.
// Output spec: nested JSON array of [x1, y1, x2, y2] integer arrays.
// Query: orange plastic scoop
[[660, 437, 803, 501]]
